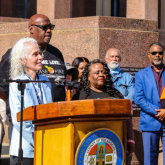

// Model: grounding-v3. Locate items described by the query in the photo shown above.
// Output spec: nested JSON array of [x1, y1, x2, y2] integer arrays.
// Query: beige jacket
[[0, 99, 9, 143]]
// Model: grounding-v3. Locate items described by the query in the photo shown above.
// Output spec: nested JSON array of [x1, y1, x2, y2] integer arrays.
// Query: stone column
[[96, 0, 103, 16], [37, 0, 71, 20], [96, 0, 111, 16], [37, 0, 55, 20], [55, 0, 71, 19], [103, 0, 111, 16], [127, 0, 158, 21], [160, 0, 165, 29]]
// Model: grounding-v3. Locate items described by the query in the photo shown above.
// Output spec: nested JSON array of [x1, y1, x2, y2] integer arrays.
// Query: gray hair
[[105, 48, 122, 60], [10, 37, 38, 79]]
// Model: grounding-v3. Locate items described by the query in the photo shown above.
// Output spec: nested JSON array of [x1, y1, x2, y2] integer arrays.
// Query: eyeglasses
[[150, 51, 164, 55], [31, 24, 55, 31]]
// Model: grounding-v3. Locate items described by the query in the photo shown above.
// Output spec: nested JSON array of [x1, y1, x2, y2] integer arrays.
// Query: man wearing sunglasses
[[0, 14, 66, 151], [28, 14, 66, 102], [135, 42, 165, 165]]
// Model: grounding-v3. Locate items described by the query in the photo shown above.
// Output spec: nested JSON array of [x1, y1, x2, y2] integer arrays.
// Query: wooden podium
[[17, 99, 132, 165]]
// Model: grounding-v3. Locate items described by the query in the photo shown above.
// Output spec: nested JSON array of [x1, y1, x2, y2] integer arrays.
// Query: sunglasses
[[31, 24, 55, 31], [150, 51, 164, 55]]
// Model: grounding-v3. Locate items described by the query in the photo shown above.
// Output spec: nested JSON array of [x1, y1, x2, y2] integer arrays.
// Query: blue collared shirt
[[110, 66, 135, 101]]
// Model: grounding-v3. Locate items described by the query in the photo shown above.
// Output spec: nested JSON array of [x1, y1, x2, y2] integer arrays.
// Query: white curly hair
[[10, 37, 38, 79]]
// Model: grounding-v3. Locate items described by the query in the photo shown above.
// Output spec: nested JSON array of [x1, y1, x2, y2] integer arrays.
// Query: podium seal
[[75, 128, 124, 165]]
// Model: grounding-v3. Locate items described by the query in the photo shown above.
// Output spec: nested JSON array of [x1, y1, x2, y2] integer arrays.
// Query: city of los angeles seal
[[75, 128, 124, 165]]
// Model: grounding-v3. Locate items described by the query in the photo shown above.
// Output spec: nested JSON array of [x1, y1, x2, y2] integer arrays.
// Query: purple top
[[151, 65, 165, 98]]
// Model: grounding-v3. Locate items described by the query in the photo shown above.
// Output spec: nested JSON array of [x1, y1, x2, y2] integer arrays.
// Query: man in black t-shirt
[[0, 14, 66, 141], [29, 14, 66, 102]]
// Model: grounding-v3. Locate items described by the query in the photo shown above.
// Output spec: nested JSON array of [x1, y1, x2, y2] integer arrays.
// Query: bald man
[[0, 14, 66, 142], [105, 48, 134, 101], [28, 14, 66, 102]]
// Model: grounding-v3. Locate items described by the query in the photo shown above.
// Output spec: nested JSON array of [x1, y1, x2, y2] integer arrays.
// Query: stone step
[[1, 143, 9, 155], [1, 143, 10, 165], [1, 157, 10, 165]]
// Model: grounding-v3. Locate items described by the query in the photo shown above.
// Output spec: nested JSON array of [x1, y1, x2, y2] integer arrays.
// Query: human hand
[[155, 109, 165, 122], [155, 109, 165, 124]]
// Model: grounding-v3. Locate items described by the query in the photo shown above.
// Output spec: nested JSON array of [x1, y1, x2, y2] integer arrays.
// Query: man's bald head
[[28, 14, 53, 48], [28, 14, 50, 28]]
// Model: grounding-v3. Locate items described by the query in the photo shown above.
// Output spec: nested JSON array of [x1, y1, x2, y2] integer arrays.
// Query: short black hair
[[149, 42, 163, 50], [72, 57, 89, 68]]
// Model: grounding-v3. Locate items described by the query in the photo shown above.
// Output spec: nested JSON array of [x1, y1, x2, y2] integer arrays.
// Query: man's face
[[105, 49, 121, 70], [148, 45, 163, 66], [29, 16, 53, 48]]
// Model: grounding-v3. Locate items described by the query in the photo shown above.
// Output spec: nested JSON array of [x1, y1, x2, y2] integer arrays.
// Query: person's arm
[[9, 82, 34, 146], [0, 49, 11, 101], [155, 109, 165, 123], [0, 91, 8, 101], [124, 75, 134, 101], [127, 118, 135, 157], [135, 73, 159, 116], [0, 99, 6, 122]]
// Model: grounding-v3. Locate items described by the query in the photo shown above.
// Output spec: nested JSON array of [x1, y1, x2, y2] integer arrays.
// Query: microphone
[[56, 78, 80, 88], [3, 79, 80, 88]]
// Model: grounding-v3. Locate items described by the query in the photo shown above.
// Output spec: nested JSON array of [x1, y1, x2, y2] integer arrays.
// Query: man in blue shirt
[[105, 48, 134, 101]]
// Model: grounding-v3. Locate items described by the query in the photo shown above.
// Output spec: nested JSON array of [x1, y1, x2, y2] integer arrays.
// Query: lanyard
[[24, 72, 43, 105]]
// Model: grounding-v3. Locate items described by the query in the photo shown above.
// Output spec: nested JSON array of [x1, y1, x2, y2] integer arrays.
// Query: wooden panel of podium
[[17, 99, 132, 165]]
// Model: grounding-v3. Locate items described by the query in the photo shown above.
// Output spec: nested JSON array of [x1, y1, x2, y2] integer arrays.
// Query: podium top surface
[[17, 99, 132, 122]]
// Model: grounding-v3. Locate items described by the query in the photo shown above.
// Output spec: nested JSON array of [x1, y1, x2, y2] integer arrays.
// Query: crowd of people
[[0, 13, 164, 165]]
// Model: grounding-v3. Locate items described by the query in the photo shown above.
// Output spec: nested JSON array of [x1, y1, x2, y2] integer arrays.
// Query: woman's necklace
[[40, 46, 47, 58]]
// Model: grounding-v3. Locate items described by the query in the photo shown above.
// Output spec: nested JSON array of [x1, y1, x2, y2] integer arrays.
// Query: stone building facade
[[0, 0, 164, 164]]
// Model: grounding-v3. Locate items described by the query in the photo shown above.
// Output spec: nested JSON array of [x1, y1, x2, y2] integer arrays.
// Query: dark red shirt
[[151, 65, 165, 97]]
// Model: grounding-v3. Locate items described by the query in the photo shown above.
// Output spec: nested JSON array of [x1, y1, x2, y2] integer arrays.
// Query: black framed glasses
[[150, 51, 164, 55], [31, 24, 55, 31]]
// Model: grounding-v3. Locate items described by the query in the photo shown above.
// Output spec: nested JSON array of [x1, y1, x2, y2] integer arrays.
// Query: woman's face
[[78, 61, 87, 79], [23, 43, 43, 72], [88, 63, 106, 91], [66, 70, 73, 81]]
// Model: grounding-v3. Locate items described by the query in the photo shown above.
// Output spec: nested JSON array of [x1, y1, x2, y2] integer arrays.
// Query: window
[[0, 0, 36, 18], [72, 0, 126, 18]]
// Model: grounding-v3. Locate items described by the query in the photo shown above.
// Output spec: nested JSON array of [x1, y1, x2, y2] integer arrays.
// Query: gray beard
[[44, 38, 50, 44], [108, 61, 119, 70], [153, 59, 162, 66]]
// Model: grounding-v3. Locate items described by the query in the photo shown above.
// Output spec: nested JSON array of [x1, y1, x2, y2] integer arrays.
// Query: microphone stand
[[17, 82, 25, 165], [3, 79, 79, 165]]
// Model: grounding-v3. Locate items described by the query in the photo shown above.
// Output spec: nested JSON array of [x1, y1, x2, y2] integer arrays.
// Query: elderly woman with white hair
[[9, 37, 52, 165]]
